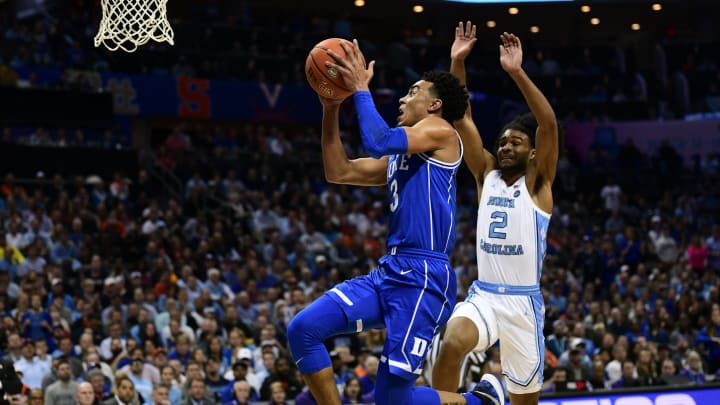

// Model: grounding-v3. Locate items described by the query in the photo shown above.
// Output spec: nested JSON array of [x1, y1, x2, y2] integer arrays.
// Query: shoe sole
[[480, 375, 505, 405], [473, 391, 500, 405]]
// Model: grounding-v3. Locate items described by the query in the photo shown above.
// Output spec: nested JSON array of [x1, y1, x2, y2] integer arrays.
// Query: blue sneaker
[[471, 374, 505, 405]]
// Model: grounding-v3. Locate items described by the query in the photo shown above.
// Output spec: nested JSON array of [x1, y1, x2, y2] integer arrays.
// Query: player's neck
[[500, 170, 524, 186]]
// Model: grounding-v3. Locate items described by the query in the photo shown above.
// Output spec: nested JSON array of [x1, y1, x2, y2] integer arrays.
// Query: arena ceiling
[[247, 0, 719, 46]]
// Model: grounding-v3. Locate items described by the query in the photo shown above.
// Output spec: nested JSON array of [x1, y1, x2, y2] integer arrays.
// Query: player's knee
[[448, 301, 498, 352], [287, 309, 315, 345], [442, 318, 478, 356], [287, 295, 348, 357]]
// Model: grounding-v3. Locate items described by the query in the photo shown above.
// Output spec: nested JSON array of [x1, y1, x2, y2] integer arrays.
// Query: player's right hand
[[451, 20, 477, 61], [327, 39, 375, 92]]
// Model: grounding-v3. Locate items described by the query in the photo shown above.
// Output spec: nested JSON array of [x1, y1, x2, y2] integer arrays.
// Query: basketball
[[305, 38, 365, 100]]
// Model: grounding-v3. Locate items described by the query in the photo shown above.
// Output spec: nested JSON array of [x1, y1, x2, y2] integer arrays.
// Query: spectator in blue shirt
[[20, 293, 52, 341]]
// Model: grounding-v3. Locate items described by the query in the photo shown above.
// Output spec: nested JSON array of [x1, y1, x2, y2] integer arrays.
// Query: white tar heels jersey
[[476, 170, 551, 287]]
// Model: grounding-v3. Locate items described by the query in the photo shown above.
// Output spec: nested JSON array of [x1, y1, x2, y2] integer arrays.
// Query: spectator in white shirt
[[252, 200, 280, 235], [600, 176, 622, 212], [162, 318, 196, 346], [142, 209, 166, 235], [653, 225, 678, 264], [15, 340, 50, 389], [16, 243, 46, 278], [5, 220, 24, 248], [99, 323, 127, 361], [299, 223, 332, 256], [346, 202, 370, 236], [605, 342, 631, 386], [205, 268, 235, 302], [122, 354, 156, 401], [155, 299, 188, 335], [21, 220, 51, 249]]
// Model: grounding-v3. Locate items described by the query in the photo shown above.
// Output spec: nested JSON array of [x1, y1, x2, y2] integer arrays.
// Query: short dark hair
[[115, 375, 134, 390], [153, 383, 170, 394], [498, 113, 537, 147], [188, 377, 205, 387], [422, 71, 468, 123], [87, 369, 105, 381]]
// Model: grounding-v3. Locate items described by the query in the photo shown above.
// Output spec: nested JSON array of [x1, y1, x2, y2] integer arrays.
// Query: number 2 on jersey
[[488, 211, 507, 239]]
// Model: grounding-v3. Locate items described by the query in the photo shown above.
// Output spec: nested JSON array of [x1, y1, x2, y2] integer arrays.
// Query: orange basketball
[[305, 38, 365, 100]]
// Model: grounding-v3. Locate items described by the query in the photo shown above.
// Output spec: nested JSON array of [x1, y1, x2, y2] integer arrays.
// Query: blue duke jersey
[[322, 140, 463, 382], [476, 170, 551, 287], [385, 147, 462, 254]]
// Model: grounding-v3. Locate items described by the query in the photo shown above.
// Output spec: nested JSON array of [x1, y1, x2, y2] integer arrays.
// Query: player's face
[[496, 129, 535, 174], [397, 80, 436, 126]]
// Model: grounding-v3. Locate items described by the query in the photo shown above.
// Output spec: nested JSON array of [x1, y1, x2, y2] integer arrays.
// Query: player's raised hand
[[451, 20, 477, 61], [499, 32, 523, 74], [326, 39, 375, 92]]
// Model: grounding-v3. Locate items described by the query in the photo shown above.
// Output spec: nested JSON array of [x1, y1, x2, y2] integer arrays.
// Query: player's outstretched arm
[[450, 21, 492, 183], [500, 32, 558, 185], [319, 96, 388, 186]]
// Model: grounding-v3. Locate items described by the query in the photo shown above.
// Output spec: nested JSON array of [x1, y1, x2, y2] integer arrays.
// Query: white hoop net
[[94, 0, 174, 53]]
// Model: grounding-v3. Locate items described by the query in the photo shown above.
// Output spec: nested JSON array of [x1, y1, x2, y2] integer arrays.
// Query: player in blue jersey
[[287, 39, 506, 405], [431, 23, 559, 405]]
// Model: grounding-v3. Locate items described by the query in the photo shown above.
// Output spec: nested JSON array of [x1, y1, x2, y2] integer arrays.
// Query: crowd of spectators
[[0, 1, 720, 404], [1, 127, 128, 150], [0, 1, 719, 121], [0, 120, 718, 405]]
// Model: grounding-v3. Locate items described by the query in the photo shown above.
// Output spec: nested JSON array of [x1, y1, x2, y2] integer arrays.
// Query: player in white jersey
[[431, 22, 559, 405]]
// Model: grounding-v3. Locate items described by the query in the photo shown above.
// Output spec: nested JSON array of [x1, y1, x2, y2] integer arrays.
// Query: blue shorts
[[327, 247, 456, 380]]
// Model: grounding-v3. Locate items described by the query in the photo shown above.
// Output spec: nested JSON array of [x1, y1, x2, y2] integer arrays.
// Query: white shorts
[[448, 282, 545, 394]]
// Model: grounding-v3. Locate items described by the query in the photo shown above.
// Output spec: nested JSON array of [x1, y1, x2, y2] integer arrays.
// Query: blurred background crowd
[[0, 0, 719, 122], [0, 0, 719, 404]]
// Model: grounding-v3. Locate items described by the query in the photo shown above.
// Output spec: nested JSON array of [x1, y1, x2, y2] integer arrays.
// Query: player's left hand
[[326, 39, 375, 92], [499, 32, 523, 74]]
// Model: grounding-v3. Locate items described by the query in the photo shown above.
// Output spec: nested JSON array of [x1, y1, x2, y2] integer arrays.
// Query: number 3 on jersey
[[488, 211, 507, 239], [389, 179, 399, 212]]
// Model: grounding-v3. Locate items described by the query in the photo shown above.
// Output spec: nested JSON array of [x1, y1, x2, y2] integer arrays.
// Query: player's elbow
[[323, 170, 345, 184], [324, 167, 356, 184]]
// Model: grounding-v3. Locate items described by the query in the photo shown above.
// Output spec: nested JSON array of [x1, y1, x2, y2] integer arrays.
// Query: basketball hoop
[[94, 0, 174, 53]]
